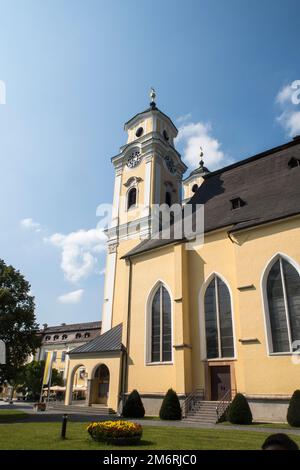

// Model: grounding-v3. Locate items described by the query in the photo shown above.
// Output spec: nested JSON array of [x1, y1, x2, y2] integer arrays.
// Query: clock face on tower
[[126, 150, 142, 169]]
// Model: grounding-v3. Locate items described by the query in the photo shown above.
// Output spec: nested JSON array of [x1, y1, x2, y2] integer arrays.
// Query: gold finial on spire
[[199, 146, 204, 168], [150, 87, 156, 108]]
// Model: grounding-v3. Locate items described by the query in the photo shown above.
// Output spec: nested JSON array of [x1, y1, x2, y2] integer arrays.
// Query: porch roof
[[69, 323, 123, 355]]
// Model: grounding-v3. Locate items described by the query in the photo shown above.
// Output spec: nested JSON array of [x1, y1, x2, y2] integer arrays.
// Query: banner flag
[[42, 351, 53, 385]]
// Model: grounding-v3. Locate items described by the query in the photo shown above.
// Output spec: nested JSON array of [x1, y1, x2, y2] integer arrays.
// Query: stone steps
[[184, 400, 219, 424]]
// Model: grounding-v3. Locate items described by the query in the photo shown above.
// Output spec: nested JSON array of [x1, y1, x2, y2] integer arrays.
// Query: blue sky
[[0, 0, 299, 327]]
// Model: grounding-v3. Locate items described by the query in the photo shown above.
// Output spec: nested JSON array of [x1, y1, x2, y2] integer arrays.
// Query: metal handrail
[[181, 388, 204, 418], [216, 389, 237, 421]]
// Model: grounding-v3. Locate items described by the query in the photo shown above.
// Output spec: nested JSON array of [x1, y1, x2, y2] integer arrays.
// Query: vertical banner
[[0, 340, 6, 364], [63, 350, 70, 381], [42, 351, 53, 385]]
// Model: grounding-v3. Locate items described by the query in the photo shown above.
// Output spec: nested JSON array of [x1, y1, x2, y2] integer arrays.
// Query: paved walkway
[[1, 401, 300, 436]]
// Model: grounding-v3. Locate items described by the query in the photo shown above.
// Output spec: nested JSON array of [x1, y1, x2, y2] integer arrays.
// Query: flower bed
[[87, 420, 142, 445]]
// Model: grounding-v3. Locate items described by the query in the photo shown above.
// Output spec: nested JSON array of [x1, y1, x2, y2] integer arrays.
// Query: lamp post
[[61, 414, 68, 439]]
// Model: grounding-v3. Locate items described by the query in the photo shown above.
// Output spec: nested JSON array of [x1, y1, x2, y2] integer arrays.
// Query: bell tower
[[109, 88, 187, 239], [101, 90, 187, 333]]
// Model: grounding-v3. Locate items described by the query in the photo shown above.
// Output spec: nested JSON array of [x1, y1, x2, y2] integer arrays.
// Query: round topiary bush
[[87, 420, 142, 445], [227, 393, 252, 425], [122, 389, 145, 418], [159, 388, 182, 420], [287, 390, 300, 427]]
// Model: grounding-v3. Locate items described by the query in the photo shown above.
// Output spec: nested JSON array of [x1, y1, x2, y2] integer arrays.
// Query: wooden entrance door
[[210, 366, 231, 401], [94, 364, 110, 405]]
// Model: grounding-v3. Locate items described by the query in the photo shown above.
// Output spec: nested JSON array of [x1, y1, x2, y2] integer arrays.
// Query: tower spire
[[149, 87, 156, 109], [199, 146, 204, 170]]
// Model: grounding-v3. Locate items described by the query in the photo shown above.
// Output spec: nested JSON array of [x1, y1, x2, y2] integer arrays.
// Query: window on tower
[[165, 191, 172, 207], [127, 187, 137, 210]]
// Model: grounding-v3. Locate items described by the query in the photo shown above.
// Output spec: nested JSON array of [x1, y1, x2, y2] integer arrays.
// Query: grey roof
[[124, 105, 178, 133], [41, 321, 101, 334], [69, 323, 123, 355], [124, 137, 300, 258]]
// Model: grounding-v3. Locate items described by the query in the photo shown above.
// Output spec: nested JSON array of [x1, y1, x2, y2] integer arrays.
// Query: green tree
[[287, 390, 300, 427], [122, 389, 145, 418], [19, 360, 63, 400], [159, 389, 182, 420], [227, 393, 253, 425], [0, 259, 40, 393]]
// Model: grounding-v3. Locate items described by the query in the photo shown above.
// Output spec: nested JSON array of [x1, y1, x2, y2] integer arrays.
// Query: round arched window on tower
[[192, 184, 199, 193], [135, 127, 143, 138]]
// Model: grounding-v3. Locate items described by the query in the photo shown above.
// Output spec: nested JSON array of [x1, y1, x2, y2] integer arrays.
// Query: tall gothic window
[[127, 187, 137, 210], [204, 275, 234, 359], [266, 257, 300, 353], [150, 285, 172, 362]]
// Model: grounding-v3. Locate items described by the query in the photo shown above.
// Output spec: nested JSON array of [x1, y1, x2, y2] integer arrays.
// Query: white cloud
[[20, 218, 41, 232], [45, 228, 107, 283], [176, 120, 228, 171], [58, 289, 84, 304], [176, 113, 192, 124], [276, 82, 300, 137]]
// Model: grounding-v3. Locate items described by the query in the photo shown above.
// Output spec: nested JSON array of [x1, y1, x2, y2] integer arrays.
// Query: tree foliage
[[18, 360, 63, 400], [122, 389, 145, 418], [287, 390, 300, 427], [227, 393, 253, 425], [159, 388, 182, 420], [0, 259, 40, 386]]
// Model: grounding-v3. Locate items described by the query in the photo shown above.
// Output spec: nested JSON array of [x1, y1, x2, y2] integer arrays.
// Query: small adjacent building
[[36, 321, 101, 399]]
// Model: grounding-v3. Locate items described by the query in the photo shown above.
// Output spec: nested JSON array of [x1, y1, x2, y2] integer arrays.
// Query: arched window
[[204, 275, 234, 359], [150, 284, 172, 363], [266, 257, 300, 353], [127, 187, 137, 210]]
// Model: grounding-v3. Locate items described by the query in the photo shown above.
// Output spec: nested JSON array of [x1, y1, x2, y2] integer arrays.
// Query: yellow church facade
[[65, 94, 300, 422]]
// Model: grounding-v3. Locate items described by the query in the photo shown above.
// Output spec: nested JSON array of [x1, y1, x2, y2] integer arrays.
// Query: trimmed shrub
[[87, 420, 142, 445], [159, 388, 182, 420], [227, 393, 252, 425], [287, 390, 300, 427], [122, 389, 145, 418]]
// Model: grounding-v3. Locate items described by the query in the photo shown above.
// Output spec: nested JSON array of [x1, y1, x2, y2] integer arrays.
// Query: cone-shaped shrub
[[159, 388, 182, 420], [227, 393, 252, 425], [122, 389, 145, 418], [287, 390, 300, 427]]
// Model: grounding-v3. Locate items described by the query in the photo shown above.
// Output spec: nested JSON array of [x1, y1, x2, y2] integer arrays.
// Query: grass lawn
[[0, 414, 300, 449], [219, 421, 294, 430], [0, 410, 28, 423]]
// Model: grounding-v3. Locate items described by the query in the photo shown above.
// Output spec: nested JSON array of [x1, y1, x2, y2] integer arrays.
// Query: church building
[[65, 91, 300, 422]]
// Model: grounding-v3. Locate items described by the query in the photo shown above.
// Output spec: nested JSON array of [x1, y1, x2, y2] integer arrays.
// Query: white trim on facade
[[101, 251, 117, 334]]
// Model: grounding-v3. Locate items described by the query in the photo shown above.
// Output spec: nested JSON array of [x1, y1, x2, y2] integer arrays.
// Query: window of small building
[[84, 332, 90, 338], [75, 333, 82, 339], [45, 336, 51, 341], [53, 335, 59, 340], [61, 351, 66, 362], [62, 334, 68, 340]]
